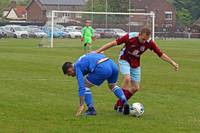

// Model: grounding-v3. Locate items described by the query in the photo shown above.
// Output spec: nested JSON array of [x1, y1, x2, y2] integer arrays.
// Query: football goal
[[48, 10, 155, 48]]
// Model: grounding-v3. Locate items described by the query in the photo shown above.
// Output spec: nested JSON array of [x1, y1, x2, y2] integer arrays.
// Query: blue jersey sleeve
[[75, 65, 85, 97]]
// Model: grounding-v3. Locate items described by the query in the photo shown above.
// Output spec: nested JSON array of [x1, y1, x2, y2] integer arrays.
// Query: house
[[193, 18, 200, 32], [193, 18, 200, 27], [3, 1, 27, 21], [26, 0, 86, 23], [130, 0, 176, 30]]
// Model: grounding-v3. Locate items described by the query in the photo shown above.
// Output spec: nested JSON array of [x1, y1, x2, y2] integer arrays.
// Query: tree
[[173, 0, 200, 25], [85, 0, 129, 12], [84, 0, 130, 25]]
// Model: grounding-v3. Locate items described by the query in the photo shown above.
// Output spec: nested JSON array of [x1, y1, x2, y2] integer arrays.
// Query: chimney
[[10, 0, 17, 8]]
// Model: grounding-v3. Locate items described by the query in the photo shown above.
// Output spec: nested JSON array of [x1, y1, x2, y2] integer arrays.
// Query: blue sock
[[112, 86, 128, 104], [84, 88, 94, 108]]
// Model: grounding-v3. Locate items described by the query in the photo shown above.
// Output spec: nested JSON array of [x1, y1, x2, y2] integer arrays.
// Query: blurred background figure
[[81, 20, 95, 52]]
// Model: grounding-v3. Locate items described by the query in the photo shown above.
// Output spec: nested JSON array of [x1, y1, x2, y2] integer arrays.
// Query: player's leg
[[114, 67, 141, 109], [129, 67, 141, 94], [86, 60, 129, 114], [83, 79, 96, 115], [85, 66, 110, 115], [84, 43, 87, 52], [121, 74, 131, 90], [118, 60, 132, 90], [114, 60, 133, 109], [88, 43, 92, 51], [87, 37, 92, 51], [84, 37, 92, 52], [107, 60, 129, 115]]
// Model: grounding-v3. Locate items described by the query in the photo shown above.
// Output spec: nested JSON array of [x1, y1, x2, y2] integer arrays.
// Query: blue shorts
[[118, 60, 141, 82], [86, 59, 118, 86]]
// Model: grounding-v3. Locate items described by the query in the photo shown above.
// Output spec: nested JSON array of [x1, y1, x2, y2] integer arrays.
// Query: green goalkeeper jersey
[[82, 26, 94, 38]]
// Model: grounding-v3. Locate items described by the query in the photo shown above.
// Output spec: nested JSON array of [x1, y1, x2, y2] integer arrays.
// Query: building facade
[[131, 0, 176, 30], [26, 0, 86, 23]]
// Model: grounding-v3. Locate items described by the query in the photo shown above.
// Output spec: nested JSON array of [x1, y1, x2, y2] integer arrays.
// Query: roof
[[38, 0, 85, 6], [132, 0, 174, 11], [15, 6, 27, 17], [4, 6, 27, 19], [132, 0, 152, 9], [27, 0, 86, 11]]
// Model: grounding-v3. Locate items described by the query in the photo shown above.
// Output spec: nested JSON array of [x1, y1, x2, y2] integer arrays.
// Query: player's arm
[[150, 40, 179, 71], [95, 34, 129, 53], [81, 28, 85, 41], [91, 27, 94, 37], [75, 66, 85, 116], [160, 53, 179, 71], [91, 27, 95, 41], [95, 40, 118, 53]]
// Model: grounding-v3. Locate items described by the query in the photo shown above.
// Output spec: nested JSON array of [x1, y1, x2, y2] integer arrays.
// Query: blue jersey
[[74, 53, 106, 96]]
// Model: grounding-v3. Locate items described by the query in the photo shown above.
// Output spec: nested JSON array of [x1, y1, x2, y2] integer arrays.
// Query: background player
[[81, 20, 95, 52], [95, 28, 179, 111], [62, 53, 130, 116]]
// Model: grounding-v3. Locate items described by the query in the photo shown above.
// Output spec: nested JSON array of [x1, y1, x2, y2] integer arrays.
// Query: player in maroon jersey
[[95, 28, 179, 112]]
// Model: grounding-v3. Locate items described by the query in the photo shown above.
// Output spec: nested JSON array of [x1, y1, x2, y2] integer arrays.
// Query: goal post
[[50, 10, 155, 48]]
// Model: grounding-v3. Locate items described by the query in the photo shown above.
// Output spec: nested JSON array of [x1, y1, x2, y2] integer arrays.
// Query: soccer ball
[[130, 102, 144, 117]]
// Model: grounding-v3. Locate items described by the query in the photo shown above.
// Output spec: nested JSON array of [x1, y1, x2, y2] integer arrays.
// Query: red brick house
[[131, 0, 176, 30], [26, 0, 86, 23]]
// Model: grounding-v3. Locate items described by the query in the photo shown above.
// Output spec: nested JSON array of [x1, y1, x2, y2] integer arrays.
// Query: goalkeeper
[[81, 20, 95, 52]]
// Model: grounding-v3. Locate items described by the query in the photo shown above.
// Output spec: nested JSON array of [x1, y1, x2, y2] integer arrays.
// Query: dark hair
[[62, 62, 72, 74], [140, 28, 151, 36]]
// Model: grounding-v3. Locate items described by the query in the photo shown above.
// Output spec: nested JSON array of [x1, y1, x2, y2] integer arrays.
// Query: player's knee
[[108, 83, 116, 90], [130, 85, 140, 93], [124, 75, 131, 84]]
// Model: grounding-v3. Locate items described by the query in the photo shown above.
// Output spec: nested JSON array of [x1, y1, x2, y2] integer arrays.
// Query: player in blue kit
[[62, 53, 130, 116]]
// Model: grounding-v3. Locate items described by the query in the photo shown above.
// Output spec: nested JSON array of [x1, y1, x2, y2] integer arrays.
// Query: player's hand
[[90, 51, 97, 54], [91, 50, 104, 54], [81, 38, 84, 42], [75, 105, 84, 117], [94, 49, 104, 54], [172, 62, 179, 71]]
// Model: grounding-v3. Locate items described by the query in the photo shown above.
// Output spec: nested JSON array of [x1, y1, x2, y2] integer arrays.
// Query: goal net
[[42, 11, 155, 48]]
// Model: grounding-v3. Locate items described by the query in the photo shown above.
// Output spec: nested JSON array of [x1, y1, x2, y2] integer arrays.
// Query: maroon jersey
[[116, 33, 163, 68]]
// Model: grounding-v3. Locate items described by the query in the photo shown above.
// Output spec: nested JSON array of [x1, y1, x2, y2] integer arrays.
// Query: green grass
[[0, 38, 200, 133]]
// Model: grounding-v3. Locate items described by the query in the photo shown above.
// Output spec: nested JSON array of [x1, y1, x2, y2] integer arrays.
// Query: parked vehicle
[[0, 29, 3, 38], [94, 31, 101, 38], [65, 26, 82, 31], [42, 27, 68, 38], [0, 27, 15, 38], [111, 28, 127, 38], [3, 25, 29, 38], [95, 28, 106, 35], [23, 26, 47, 38], [31, 28, 48, 38], [95, 28, 114, 38], [64, 28, 82, 38]]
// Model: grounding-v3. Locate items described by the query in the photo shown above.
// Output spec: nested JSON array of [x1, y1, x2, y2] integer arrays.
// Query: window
[[165, 11, 172, 20], [165, 24, 173, 28], [75, 14, 82, 18], [64, 13, 70, 17], [46, 11, 58, 18]]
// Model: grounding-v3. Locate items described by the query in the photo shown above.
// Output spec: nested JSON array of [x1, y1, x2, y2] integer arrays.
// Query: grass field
[[0, 38, 200, 133]]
